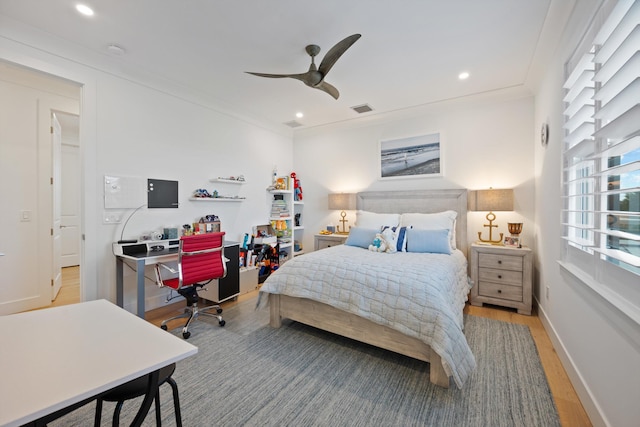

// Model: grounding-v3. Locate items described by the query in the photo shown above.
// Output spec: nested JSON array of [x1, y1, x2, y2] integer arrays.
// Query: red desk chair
[[155, 232, 227, 339]]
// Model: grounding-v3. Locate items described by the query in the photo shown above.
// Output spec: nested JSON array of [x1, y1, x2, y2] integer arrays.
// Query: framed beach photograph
[[379, 132, 441, 179]]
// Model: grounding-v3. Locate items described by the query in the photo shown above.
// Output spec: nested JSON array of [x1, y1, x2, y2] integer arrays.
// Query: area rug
[[54, 299, 559, 426]]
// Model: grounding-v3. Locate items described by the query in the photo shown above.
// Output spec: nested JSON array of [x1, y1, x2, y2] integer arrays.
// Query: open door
[[58, 113, 81, 268]]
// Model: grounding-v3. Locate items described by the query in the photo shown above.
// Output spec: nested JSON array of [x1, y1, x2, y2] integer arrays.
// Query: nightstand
[[469, 243, 533, 315], [314, 233, 348, 250]]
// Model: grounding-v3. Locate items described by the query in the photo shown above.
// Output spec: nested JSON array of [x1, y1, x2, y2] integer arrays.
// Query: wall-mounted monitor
[[147, 179, 179, 208]]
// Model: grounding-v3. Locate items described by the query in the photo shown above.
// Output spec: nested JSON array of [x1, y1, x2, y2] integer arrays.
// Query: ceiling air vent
[[351, 104, 373, 114], [284, 120, 303, 128]]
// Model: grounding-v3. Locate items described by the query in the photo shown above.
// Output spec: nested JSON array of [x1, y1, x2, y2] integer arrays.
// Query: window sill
[[558, 260, 640, 327]]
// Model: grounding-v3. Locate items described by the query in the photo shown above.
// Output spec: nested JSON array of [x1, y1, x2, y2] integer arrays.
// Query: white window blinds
[[562, 0, 640, 275]]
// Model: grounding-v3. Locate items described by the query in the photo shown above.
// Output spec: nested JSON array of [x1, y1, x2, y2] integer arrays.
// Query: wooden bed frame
[[268, 189, 468, 388]]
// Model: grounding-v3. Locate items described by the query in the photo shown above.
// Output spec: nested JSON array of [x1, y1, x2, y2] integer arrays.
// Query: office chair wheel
[[216, 308, 223, 314], [182, 331, 191, 339], [161, 325, 168, 331], [219, 320, 226, 327]]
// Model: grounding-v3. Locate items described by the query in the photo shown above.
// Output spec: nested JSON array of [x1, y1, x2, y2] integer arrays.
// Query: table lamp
[[328, 193, 356, 234], [468, 188, 514, 244]]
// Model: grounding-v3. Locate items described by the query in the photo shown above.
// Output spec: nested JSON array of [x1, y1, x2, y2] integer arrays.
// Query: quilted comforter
[[258, 244, 476, 388]]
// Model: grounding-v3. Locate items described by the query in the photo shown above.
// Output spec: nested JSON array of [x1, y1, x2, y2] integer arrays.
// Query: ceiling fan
[[246, 33, 361, 100]]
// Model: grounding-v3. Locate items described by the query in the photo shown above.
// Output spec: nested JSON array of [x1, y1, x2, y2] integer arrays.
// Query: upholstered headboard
[[356, 189, 468, 256]]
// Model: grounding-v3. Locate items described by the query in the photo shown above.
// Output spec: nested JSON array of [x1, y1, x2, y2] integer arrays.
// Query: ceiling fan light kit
[[246, 33, 361, 100]]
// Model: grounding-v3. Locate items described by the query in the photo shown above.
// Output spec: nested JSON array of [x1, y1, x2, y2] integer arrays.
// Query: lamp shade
[[328, 193, 357, 210], [468, 189, 514, 212]]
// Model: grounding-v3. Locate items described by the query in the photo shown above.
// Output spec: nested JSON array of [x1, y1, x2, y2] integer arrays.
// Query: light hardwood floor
[[52, 266, 591, 426]]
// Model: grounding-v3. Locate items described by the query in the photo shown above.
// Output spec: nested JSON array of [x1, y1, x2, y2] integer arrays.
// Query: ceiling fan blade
[[247, 71, 320, 88], [314, 80, 340, 100], [245, 71, 296, 79], [318, 34, 361, 77]]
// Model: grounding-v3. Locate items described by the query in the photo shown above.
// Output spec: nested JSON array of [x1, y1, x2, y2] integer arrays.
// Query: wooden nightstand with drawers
[[314, 233, 349, 251], [469, 243, 533, 315]]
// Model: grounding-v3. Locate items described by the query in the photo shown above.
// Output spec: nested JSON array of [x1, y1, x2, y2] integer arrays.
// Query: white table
[[0, 299, 197, 427]]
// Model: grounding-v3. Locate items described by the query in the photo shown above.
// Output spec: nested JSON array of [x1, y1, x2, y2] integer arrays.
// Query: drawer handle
[[498, 275, 502, 279], [498, 260, 502, 264], [497, 290, 502, 293]]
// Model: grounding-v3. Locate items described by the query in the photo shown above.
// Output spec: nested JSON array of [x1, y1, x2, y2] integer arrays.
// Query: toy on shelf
[[193, 188, 211, 198], [291, 172, 303, 201]]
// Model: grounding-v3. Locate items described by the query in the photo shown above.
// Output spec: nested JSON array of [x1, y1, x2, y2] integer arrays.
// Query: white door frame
[[2, 40, 103, 307]]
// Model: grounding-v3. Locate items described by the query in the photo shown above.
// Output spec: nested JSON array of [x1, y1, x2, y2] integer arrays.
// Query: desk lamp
[[468, 188, 514, 244], [328, 193, 356, 235]]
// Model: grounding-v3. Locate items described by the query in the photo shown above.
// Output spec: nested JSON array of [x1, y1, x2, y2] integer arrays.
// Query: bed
[[258, 189, 476, 388]]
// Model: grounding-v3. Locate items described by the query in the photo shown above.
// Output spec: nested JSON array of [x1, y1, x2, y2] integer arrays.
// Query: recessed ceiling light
[[106, 44, 126, 55], [295, 112, 304, 118], [76, 4, 94, 16], [458, 72, 470, 80]]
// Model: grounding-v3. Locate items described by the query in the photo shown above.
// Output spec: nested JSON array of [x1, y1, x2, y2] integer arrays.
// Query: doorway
[[52, 112, 82, 305], [0, 60, 82, 314]]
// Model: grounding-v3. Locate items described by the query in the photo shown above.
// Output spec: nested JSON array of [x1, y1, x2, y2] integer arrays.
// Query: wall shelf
[[210, 178, 246, 184], [189, 197, 245, 202]]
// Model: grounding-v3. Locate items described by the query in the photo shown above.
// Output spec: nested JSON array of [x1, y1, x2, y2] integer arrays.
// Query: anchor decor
[[478, 211, 504, 244], [468, 188, 514, 245]]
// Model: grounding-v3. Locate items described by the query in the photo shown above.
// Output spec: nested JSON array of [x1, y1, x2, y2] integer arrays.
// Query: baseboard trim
[[536, 300, 609, 427]]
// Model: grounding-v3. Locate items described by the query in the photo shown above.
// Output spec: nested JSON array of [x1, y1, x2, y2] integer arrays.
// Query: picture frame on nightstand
[[504, 236, 520, 247]]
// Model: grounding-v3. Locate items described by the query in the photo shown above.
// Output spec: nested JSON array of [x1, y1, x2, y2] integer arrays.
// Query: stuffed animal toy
[[368, 236, 383, 252], [381, 227, 397, 253], [368, 228, 397, 253]]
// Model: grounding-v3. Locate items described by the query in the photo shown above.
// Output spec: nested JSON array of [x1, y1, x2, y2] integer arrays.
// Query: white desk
[[0, 300, 197, 427], [114, 240, 240, 318]]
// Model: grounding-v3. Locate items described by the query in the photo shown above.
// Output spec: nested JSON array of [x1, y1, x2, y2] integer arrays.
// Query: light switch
[[20, 210, 31, 222], [103, 211, 123, 224]]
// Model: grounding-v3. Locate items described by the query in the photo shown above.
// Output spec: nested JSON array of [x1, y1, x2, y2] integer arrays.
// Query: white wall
[[94, 74, 294, 310], [293, 90, 535, 257], [533, 1, 640, 426], [0, 23, 293, 313]]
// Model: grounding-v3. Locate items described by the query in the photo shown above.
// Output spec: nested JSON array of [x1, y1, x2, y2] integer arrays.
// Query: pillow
[[381, 225, 410, 252], [406, 228, 452, 254], [345, 227, 380, 249], [356, 211, 401, 230], [400, 211, 458, 249]]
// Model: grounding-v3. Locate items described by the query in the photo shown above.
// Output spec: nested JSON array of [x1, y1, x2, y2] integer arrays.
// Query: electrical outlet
[[103, 212, 123, 224]]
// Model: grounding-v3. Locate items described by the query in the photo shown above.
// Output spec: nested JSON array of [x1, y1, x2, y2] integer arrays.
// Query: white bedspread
[[258, 244, 476, 388]]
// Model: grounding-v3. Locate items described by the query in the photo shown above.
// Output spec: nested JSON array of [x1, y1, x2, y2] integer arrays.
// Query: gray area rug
[[55, 298, 559, 426]]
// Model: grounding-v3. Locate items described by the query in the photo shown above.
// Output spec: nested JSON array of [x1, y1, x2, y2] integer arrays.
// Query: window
[[562, 0, 640, 276]]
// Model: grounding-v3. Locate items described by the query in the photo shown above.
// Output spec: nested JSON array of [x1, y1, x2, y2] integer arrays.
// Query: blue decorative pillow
[[381, 225, 409, 252], [406, 228, 452, 254], [345, 227, 380, 249]]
